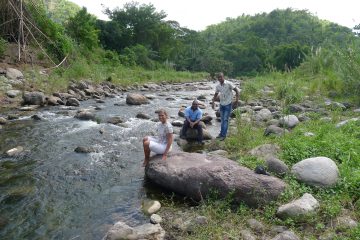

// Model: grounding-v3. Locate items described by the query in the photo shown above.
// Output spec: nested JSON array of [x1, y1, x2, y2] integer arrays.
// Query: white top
[[215, 80, 236, 106], [157, 121, 173, 144]]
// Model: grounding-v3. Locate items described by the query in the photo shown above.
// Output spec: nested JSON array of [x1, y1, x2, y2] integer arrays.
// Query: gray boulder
[[265, 156, 289, 176], [103, 221, 165, 240], [277, 193, 319, 220], [271, 231, 300, 240], [264, 125, 288, 136], [136, 112, 151, 119], [6, 68, 23, 80], [47, 96, 62, 105], [291, 157, 339, 188], [126, 93, 149, 105], [23, 92, 45, 106], [6, 90, 21, 98], [279, 115, 299, 128], [335, 118, 359, 128], [255, 108, 273, 122], [0, 117, 7, 125], [75, 110, 96, 121], [66, 98, 80, 107], [145, 152, 286, 207]]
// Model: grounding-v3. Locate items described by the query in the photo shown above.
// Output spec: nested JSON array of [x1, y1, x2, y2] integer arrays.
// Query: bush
[[0, 38, 7, 58]]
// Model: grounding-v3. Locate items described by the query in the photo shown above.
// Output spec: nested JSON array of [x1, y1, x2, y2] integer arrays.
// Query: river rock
[[0, 117, 7, 124], [183, 127, 212, 140], [126, 93, 149, 105], [171, 120, 183, 127], [6, 90, 21, 98], [334, 216, 358, 229], [47, 96, 64, 105], [279, 115, 299, 128], [74, 146, 96, 153], [335, 118, 359, 128], [276, 193, 319, 220], [136, 112, 151, 119], [66, 98, 80, 107], [288, 104, 305, 113], [143, 200, 161, 215], [201, 115, 213, 124], [255, 108, 273, 122], [23, 91, 45, 106], [271, 231, 300, 240], [75, 110, 96, 121], [103, 221, 165, 240], [265, 156, 289, 176], [291, 157, 339, 188], [31, 114, 43, 121], [240, 230, 256, 240], [6, 68, 23, 79], [264, 125, 288, 136], [107, 116, 123, 125], [246, 218, 265, 233], [150, 214, 162, 224], [6, 146, 24, 157], [145, 152, 286, 207]]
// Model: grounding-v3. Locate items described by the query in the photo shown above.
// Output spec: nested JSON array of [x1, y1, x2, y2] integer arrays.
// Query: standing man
[[181, 100, 204, 144], [212, 72, 239, 141]]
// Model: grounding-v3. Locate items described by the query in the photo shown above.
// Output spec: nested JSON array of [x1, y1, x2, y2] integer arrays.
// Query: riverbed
[[0, 81, 225, 239]]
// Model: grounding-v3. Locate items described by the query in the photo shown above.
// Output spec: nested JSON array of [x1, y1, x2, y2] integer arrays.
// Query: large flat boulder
[[145, 152, 286, 207]]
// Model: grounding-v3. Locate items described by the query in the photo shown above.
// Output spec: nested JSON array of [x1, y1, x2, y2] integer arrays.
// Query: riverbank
[[0, 64, 359, 239]]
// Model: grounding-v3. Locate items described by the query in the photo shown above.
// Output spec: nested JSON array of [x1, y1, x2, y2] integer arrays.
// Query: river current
[[0, 81, 221, 239]]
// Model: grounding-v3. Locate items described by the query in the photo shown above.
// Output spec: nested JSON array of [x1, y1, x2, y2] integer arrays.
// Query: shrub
[[0, 38, 7, 58]]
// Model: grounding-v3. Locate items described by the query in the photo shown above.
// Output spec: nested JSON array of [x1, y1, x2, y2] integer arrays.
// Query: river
[[0, 81, 223, 239]]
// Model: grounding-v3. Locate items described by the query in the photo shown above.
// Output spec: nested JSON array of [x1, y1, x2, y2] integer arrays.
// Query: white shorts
[[148, 136, 171, 154]]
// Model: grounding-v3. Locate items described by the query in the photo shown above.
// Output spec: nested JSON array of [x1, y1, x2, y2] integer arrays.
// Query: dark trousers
[[181, 120, 203, 142]]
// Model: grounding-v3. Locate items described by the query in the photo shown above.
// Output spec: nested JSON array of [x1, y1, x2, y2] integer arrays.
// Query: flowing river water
[[0, 81, 224, 239]]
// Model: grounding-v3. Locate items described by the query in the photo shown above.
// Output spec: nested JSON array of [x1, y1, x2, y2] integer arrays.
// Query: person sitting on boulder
[[180, 100, 204, 144], [142, 109, 174, 167]]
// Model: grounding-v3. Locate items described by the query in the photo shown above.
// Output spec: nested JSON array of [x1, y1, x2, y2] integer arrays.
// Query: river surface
[[0, 81, 223, 239]]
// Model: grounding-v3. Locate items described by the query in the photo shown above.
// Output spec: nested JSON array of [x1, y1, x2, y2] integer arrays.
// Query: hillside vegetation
[[1, 0, 359, 103]]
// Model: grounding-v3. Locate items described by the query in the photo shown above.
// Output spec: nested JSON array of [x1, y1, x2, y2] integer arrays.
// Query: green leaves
[[65, 7, 99, 50]]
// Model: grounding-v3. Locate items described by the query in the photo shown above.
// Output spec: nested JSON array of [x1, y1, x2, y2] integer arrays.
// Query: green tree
[[66, 7, 99, 50], [271, 43, 309, 71], [99, 2, 178, 65]]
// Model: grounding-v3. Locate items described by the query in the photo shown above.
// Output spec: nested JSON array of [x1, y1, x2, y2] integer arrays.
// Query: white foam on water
[[89, 151, 105, 164], [63, 120, 99, 135]]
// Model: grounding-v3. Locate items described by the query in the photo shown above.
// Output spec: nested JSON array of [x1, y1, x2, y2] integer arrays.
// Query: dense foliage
[[1, 0, 360, 102], [0, 37, 6, 58], [65, 7, 99, 50], [43, 0, 80, 24]]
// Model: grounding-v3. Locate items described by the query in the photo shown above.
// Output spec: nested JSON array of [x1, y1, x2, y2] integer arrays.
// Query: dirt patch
[[1, 43, 52, 70]]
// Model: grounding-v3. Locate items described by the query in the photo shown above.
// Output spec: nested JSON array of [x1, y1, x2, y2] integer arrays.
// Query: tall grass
[[22, 51, 207, 94]]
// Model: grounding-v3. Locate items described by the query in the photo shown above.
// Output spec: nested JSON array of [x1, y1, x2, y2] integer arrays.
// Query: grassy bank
[[154, 64, 360, 239], [19, 55, 207, 95]]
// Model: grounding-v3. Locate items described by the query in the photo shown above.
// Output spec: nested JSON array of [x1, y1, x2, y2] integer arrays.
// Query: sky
[[68, 0, 360, 31]]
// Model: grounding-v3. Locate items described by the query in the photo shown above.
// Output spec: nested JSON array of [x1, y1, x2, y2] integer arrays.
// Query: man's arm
[[212, 92, 219, 109], [193, 109, 202, 125], [233, 87, 240, 107]]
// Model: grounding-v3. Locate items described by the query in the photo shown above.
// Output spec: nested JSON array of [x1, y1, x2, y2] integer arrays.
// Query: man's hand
[[162, 154, 167, 161], [190, 122, 195, 128]]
